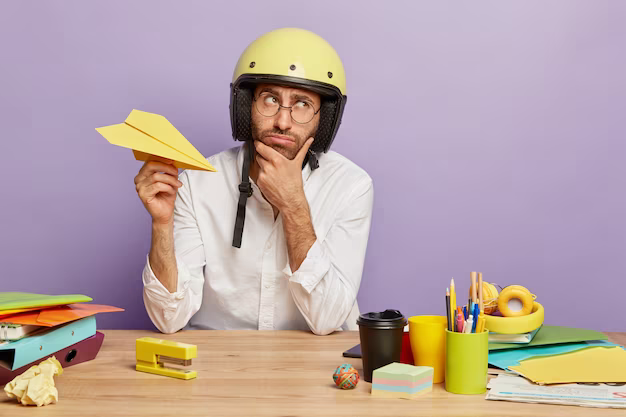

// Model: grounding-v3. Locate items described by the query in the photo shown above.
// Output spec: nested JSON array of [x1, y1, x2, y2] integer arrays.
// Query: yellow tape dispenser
[[479, 283, 544, 334], [136, 337, 197, 380]]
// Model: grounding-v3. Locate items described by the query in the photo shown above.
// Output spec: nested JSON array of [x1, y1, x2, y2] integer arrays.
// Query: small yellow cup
[[408, 315, 447, 383], [444, 329, 488, 394]]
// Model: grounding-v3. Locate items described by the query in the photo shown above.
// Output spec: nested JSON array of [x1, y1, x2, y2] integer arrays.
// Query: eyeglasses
[[253, 92, 321, 124]]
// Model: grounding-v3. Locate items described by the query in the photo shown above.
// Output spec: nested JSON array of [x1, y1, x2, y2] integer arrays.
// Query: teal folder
[[0, 316, 96, 370]]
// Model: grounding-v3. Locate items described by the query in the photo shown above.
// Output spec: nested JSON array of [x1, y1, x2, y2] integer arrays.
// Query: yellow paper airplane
[[96, 109, 216, 172]]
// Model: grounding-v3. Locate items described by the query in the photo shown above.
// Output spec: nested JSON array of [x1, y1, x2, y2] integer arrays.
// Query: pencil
[[477, 272, 484, 314], [446, 289, 451, 332], [450, 278, 456, 324], [470, 272, 477, 304]]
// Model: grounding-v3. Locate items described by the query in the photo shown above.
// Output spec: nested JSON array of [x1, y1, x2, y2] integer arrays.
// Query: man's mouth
[[264, 135, 295, 146]]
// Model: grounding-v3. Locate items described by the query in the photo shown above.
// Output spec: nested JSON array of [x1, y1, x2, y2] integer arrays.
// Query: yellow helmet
[[230, 28, 347, 154], [230, 28, 347, 248]]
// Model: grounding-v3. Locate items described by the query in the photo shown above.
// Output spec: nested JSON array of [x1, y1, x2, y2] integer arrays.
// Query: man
[[134, 28, 373, 335]]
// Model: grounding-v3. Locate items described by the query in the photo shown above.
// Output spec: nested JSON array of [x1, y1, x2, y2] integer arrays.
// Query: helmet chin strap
[[232, 141, 319, 248]]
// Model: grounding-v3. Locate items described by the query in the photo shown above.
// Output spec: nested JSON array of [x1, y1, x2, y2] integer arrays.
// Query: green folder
[[0, 292, 92, 311], [488, 325, 608, 351]]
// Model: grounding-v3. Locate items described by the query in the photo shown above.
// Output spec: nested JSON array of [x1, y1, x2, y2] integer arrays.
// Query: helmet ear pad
[[230, 86, 254, 142], [230, 83, 345, 154], [313, 99, 339, 153]]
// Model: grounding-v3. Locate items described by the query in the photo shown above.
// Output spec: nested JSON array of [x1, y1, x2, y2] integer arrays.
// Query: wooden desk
[[2, 330, 625, 416]]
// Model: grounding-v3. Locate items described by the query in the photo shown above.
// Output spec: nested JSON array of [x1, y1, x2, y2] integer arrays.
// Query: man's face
[[250, 84, 321, 160]]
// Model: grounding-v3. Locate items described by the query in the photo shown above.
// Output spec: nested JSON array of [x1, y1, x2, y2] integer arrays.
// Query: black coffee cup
[[356, 309, 407, 382]]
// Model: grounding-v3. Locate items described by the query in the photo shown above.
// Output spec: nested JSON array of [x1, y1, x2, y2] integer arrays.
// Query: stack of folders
[[486, 325, 626, 409], [0, 292, 123, 384]]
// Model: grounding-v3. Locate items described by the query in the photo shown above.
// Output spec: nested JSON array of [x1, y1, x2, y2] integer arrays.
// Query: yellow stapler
[[136, 337, 198, 380]]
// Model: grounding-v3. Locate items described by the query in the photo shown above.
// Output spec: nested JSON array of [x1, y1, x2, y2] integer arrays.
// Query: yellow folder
[[96, 109, 217, 172], [510, 346, 626, 384]]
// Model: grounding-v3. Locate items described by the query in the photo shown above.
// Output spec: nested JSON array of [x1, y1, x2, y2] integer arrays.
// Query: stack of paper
[[371, 363, 433, 399], [0, 292, 122, 384], [486, 324, 626, 408], [487, 373, 626, 409]]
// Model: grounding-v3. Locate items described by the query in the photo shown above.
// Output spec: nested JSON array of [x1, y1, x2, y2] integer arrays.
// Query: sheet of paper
[[510, 346, 626, 384], [96, 109, 217, 172], [487, 373, 626, 408]]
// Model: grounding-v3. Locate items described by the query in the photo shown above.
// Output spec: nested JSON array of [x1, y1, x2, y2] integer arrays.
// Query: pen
[[472, 303, 479, 333], [463, 305, 468, 320]]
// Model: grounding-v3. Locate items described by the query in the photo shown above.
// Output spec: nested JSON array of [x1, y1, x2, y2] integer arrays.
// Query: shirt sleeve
[[142, 170, 206, 334], [284, 178, 374, 336]]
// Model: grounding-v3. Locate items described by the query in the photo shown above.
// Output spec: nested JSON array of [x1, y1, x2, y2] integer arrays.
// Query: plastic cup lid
[[356, 309, 407, 329]]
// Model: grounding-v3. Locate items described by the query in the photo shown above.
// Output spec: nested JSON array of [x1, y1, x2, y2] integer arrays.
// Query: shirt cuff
[[283, 240, 331, 294], [142, 254, 193, 320]]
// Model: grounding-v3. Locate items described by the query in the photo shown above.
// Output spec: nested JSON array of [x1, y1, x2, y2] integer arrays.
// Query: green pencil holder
[[444, 329, 488, 394]]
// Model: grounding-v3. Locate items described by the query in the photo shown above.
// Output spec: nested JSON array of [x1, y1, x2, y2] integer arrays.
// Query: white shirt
[[142, 144, 374, 335]]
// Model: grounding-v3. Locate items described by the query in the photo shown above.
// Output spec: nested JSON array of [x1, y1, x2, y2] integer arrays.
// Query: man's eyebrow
[[258, 87, 315, 103], [258, 86, 281, 96], [292, 93, 314, 103]]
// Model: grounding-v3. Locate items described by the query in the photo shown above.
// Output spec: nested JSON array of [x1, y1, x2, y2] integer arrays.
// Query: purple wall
[[1, 1, 624, 330]]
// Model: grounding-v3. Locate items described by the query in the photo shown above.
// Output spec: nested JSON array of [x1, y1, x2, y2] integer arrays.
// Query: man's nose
[[274, 107, 293, 131]]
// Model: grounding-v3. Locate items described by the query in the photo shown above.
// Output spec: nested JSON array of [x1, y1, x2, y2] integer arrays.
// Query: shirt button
[[264, 284, 270, 289]]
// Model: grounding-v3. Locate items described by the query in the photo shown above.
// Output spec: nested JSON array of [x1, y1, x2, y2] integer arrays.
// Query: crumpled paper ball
[[4, 356, 63, 406]]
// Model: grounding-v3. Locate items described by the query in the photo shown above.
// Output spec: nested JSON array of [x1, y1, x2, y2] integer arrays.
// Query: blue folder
[[0, 316, 96, 370]]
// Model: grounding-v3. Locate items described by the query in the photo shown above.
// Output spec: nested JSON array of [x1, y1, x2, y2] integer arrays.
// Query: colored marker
[[456, 311, 464, 333], [476, 313, 486, 333], [464, 315, 474, 334]]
